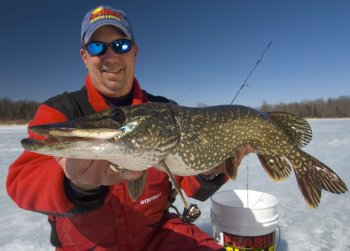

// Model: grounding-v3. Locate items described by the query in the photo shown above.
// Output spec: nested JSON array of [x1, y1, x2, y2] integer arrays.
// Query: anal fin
[[257, 154, 292, 181]]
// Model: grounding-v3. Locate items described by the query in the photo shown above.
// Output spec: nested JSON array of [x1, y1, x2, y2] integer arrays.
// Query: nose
[[104, 46, 119, 57], [101, 46, 124, 64]]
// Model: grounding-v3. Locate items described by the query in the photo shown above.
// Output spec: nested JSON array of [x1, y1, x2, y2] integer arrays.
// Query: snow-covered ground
[[1, 120, 349, 250]]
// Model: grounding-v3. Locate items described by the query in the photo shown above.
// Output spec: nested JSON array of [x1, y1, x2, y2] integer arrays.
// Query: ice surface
[[1, 120, 349, 250], [0, 125, 52, 250]]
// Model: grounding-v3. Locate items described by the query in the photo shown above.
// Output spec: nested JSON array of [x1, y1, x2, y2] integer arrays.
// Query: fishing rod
[[230, 41, 275, 104], [230, 41, 275, 207]]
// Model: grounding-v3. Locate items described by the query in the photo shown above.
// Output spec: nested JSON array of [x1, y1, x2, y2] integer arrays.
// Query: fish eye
[[110, 109, 125, 123]]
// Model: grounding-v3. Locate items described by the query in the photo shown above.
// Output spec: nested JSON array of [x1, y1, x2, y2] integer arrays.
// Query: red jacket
[[6, 75, 227, 251]]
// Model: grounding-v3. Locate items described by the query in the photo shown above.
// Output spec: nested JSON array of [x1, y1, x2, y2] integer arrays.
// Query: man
[[7, 5, 250, 251]]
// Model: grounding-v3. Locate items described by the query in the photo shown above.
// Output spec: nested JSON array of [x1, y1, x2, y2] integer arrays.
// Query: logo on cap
[[89, 6, 123, 23]]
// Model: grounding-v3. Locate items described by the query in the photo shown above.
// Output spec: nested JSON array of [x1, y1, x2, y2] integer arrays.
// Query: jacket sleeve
[[178, 174, 229, 202], [6, 104, 110, 216]]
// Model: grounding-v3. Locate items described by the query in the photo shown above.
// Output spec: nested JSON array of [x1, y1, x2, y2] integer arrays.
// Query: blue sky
[[1, 0, 349, 108]]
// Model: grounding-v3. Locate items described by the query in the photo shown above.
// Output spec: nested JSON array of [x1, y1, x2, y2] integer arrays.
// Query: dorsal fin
[[268, 112, 312, 147]]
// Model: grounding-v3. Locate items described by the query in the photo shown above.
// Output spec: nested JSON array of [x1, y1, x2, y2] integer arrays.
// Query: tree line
[[0, 98, 39, 123], [0, 95, 349, 124], [260, 96, 350, 118]]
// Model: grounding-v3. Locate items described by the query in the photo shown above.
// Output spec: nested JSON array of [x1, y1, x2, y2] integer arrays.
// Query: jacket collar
[[85, 74, 147, 112]]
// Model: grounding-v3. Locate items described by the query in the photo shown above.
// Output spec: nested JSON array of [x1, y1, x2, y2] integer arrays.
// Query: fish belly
[[107, 159, 149, 171], [162, 153, 213, 176]]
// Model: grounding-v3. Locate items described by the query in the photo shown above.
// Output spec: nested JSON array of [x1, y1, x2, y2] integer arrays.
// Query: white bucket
[[211, 190, 279, 250]]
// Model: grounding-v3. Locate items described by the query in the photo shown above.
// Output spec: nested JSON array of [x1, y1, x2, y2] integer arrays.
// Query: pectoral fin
[[127, 171, 147, 201]]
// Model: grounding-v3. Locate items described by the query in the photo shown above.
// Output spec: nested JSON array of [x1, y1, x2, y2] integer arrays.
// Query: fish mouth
[[21, 119, 142, 150]]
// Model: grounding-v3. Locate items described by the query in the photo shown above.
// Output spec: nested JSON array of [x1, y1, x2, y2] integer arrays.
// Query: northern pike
[[21, 103, 348, 208]]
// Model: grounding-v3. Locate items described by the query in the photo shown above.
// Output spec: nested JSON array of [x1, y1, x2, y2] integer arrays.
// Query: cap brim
[[83, 20, 132, 44]]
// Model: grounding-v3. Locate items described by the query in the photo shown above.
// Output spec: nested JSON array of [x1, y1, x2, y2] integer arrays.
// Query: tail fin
[[291, 151, 348, 208]]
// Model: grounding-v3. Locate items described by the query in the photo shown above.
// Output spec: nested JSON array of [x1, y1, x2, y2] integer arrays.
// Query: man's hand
[[201, 144, 256, 176], [56, 158, 143, 191]]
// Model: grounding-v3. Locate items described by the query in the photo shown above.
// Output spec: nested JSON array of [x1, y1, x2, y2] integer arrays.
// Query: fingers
[[55, 158, 140, 190], [107, 163, 143, 181], [200, 162, 226, 175], [122, 170, 143, 181], [200, 144, 257, 176], [235, 144, 256, 164]]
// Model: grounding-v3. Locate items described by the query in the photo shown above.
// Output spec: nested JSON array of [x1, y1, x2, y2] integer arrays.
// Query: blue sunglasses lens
[[85, 39, 132, 56], [112, 40, 132, 53], [86, 42, 105, 56]]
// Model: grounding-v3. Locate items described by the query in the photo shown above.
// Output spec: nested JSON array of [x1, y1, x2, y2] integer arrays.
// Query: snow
[[1, 120, 350, 250]]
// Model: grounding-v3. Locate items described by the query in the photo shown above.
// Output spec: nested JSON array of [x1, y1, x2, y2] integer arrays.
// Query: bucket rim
[[211, 189, 279, 209]]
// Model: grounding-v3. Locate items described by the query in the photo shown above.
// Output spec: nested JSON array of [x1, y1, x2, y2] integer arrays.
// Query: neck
[[103, 87, 133, 107]]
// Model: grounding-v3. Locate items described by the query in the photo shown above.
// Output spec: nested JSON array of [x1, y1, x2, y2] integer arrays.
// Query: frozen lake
[[1, 120, 349, 250]]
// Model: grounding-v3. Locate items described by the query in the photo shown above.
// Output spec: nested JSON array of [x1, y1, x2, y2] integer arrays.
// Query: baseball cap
[[81, 6, 134, 44]]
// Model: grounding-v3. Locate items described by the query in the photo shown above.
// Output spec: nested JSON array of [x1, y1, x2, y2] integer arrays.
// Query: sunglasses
[[84, 39, 132, 56]]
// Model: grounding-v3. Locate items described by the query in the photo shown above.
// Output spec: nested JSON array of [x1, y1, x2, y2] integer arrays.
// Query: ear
[[80, 48, 88, 67], [132, 43, 139, 62]]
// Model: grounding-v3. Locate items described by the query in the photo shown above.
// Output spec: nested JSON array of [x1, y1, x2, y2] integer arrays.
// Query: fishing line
[[173, 85, 201, 101], [246, 157, 249, 207], [230, 41, 275, 105]]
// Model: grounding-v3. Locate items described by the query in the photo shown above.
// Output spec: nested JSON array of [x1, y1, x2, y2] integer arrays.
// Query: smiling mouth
[[104, 68, 124, 74]]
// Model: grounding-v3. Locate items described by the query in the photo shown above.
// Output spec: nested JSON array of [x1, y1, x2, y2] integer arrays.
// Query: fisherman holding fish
[[6, 5, 253, 251]]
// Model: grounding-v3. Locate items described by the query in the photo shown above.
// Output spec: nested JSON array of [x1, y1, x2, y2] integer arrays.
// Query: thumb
[[122, 170, 144, 181]]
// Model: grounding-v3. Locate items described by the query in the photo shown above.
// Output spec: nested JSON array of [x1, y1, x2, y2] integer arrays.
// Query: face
[[80, 26, 138, 98]]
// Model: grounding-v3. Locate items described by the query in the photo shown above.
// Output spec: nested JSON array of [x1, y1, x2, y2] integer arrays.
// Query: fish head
[[21, 103, 180, 165]]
